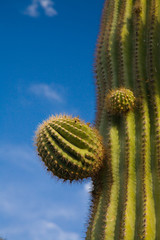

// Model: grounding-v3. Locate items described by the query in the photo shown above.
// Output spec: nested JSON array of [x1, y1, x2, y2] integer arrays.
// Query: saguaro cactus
[[35, 0, 160, 239]]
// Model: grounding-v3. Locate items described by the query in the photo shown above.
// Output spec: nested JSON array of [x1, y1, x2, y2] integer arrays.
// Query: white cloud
[[0, 143, 86, 240], [84, 182, 92, 193], [0, 220, 80, 240], [30, 83, 63, 102], [24, 1, 39, 17], [24, 0, 57, 17], [0, 184, 80, 240], [30, 220, 80, 240], [0, 143, 36, 172], [0, 184, 76, 219]]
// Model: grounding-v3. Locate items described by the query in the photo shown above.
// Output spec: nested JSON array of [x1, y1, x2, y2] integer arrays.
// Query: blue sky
[[0, 0, 104, 239]]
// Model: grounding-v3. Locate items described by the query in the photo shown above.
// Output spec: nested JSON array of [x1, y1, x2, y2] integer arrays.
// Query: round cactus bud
[[35, 115, 104, 181], [106, 88, 135, 114]]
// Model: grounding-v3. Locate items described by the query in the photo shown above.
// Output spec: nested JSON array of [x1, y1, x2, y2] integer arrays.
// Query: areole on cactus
[[35, 0, 160, 239], [106, 88, 135, 114]]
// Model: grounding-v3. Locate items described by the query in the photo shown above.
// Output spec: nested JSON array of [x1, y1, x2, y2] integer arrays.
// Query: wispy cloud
[[0, 185, 80, 240], [0, 143, 36, 172], [0, 220, 80, 240], [0, 142, 88, 240], [24, 0, 57, 17], [30, 83, 63, 102], [84, 182, 92, 193]]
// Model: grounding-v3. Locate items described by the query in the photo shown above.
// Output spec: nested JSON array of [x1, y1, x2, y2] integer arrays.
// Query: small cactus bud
[[106, 88, 135, 114], [35, 115, 104, 181]]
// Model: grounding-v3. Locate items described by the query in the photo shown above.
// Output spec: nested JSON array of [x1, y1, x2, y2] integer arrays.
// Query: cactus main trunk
[[35, 0, 160, 238], [86, 0, 160, 239]]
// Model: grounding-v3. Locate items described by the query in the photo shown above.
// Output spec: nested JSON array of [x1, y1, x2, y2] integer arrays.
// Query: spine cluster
[[106, 88, 135, 114], [35, 115, 104, 181]]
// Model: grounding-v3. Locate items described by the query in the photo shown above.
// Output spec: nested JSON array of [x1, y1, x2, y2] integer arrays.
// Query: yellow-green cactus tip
[[106, 88, 135, 115], [35, 115, 104, 181]]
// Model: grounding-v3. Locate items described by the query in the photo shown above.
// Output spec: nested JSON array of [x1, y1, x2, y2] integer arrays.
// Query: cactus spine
[[35, 115, 104, 181], [35, 0, 160, 239], [87, 0, 160, 239], [106, 88, 135, 114]]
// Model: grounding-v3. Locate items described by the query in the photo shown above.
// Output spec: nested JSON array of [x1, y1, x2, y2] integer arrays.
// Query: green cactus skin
[[86, 0, 160, 239], [35, 115, 104, 181], [34, 0, 160, 239]]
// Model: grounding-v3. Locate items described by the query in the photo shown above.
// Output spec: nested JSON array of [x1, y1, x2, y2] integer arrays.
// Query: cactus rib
[[87, 0, 160, 239], [34, 0, 160, 239], [35, 115, 104, 181]]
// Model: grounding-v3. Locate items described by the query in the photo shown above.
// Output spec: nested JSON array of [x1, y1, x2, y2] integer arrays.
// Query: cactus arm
[[35, 116, 104, 181]]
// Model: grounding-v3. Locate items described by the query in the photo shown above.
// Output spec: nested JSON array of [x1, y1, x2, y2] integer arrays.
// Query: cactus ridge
[[48, 122, 94, 150], [95, 0, 116, 126], [41, 128, 92, 168], [148, 0, 160, 237], [132, 1, 156, 238], [34, 0, 160, 238], [35, 115, 104, 181], [86, 0, 160, 239]]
